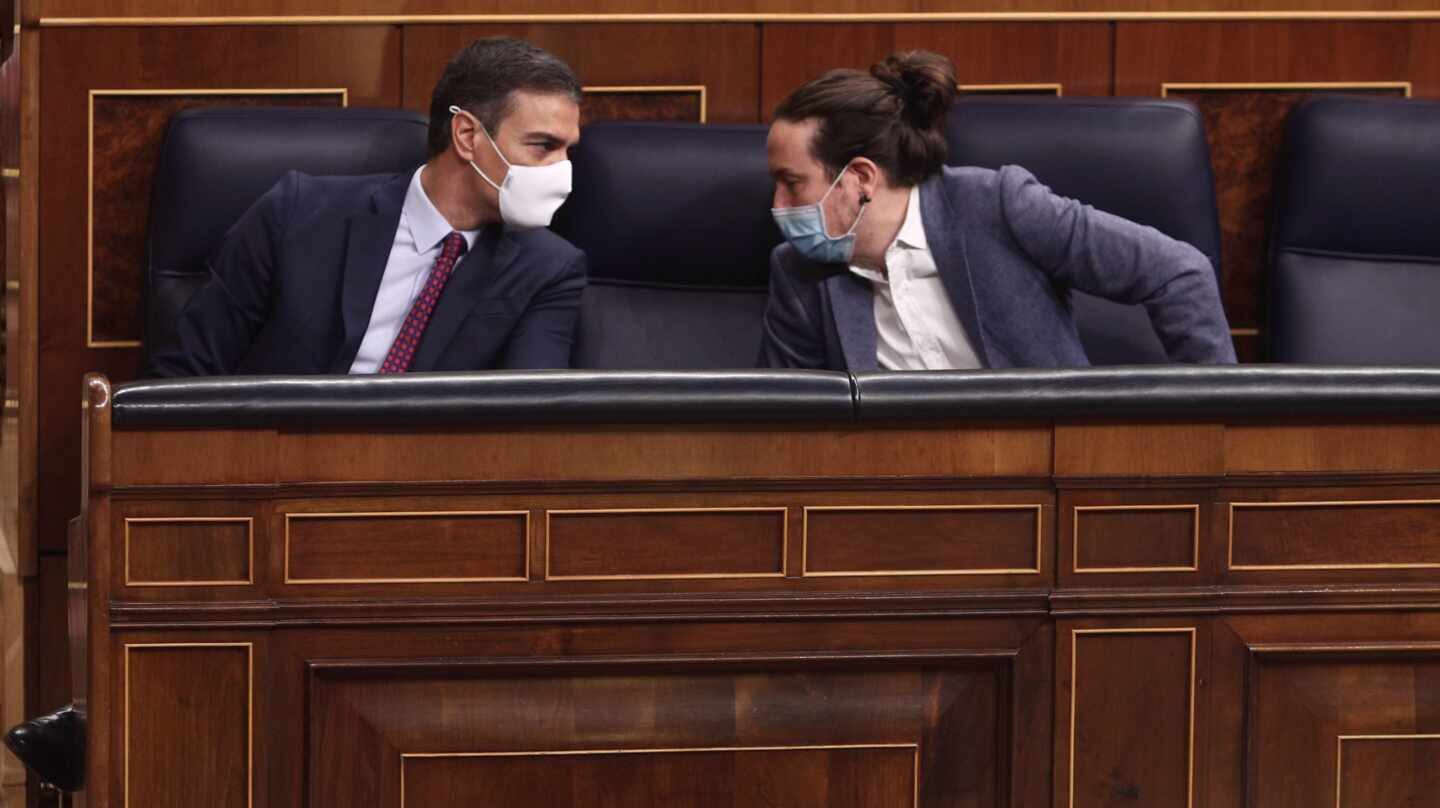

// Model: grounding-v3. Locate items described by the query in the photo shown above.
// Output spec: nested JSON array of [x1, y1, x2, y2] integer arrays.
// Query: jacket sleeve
[[757, 247, 830, 369], [143, 172, 296, 377], [499, 251, 588, 369], [996, 164, 1237, 364]]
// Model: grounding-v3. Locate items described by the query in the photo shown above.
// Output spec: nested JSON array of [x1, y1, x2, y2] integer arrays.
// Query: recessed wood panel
[[125, 517, 251, 585], [402, 24, 759, 123], [286, 511, 528, 583], [1073, 505, 1198, 573], [1230, 500, 1440, 570], [582, 86, 704, 123], [760, 22, 1112, 114], [1337, 736, 1440, 808], [803, 505, 1042, 576], [125, 644, 250, 808], [89, 90, 344, 347], [402, 745, 917, 808], [546, 508, 785, 580], [1249, 649, 1440, 807], [1068, 629, 1194, 808]]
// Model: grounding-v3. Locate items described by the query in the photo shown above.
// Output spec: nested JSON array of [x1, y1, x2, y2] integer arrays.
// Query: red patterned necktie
[[378, 231, 467, 373]]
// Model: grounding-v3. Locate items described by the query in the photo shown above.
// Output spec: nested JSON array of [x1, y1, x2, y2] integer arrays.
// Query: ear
[[848, 157, 882, 200], [450, 111, 480, 163]]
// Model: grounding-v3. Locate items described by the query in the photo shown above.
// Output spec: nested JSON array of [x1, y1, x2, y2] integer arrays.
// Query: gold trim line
[[1072, 504, 1200, 574], [1162, 81, 1413, 98], [960, 83, 1063, 96], [801, 504, 1044, 577], [545, 507, 788, 581], [285, 510, 531, 584], [37, 11, 1440, 26], [87, 88, 349, 349]]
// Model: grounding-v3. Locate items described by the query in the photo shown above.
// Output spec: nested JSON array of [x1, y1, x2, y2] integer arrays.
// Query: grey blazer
[[758, 165, 1236, 370]]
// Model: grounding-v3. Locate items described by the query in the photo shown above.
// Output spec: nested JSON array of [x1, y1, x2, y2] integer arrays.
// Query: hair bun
[[869, 50, 958, 132]]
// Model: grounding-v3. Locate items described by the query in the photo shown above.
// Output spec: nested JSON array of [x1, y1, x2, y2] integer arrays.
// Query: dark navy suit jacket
[[759, 165, 1236, 370], [145, 171, 587, 377]]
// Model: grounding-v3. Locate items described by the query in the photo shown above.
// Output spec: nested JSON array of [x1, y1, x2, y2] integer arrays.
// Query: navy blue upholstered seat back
[[1270, 96, 1440, 364], [552, 122, 781, 369], [945, 96, 1224, 365]]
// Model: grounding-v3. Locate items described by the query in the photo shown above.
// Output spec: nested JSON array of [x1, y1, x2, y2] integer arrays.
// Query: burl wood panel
[[90, 91, 343, 346], [1338, 737, 1440, 808], [401, 24, 759, 123], [760, 23, 1112, 114], [546, 509, 785, 579], [1230, 499, 1440, 570], [582, 88, 703, 124], [1066, 629, 1194, 808], [803, 506, 1042, 576], [38, 24, 402, 553], [125, 517, 251, 585], [286, 511, 528, 583], [402, 746, 917, 808], [125, 644, 249, 808], [1072, 505, 1198, 572], [1115, 20, 1440, 358], [309, 661, 1006, 807], [1248, 651, 1440, 807]]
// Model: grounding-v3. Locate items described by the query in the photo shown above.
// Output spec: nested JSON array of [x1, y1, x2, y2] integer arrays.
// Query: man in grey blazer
[[759, 51, 1235, 370]]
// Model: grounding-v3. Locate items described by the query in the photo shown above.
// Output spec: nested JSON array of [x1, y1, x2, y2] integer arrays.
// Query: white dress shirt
[[348, 167, 481, 374], [848, 186, 983, 370]]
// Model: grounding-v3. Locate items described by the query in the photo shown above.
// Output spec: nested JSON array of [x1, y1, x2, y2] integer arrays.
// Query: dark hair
[[774, 50, 957, 186], [427, 37, 582, 158]]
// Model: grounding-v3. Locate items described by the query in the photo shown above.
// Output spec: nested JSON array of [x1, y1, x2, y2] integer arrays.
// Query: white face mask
[[449, 105, 573, 230]]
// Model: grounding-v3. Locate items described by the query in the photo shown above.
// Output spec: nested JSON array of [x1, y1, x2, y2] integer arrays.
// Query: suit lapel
[[409, 225, 518, 371], [331, 174, 409, 372], [824, 271, 879, 371], [920, 174, 992, 367]]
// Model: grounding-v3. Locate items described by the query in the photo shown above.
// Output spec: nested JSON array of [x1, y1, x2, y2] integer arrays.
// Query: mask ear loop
[[448, 104, 508, 191]]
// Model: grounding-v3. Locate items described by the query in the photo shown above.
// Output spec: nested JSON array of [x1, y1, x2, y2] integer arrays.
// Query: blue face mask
[[771, 164, 868, 264]]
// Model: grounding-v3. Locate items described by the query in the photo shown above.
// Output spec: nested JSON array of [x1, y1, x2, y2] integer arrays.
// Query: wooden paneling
[[1247, 649, 1440, 807], [401, 24, 759, 123], [546, 508, 785, 580], [1055, 423, 1223, 477], [286, 510, 529, 583], [1231, 499, 1440, 570], [581, 86, 705, 123], [802, 504, 1043, 577], [403, 746, 917, 807], [1063, 627, 1196, 808], [30, 0, 1440, 21], [90, 90, 344, 346], [1115, 20, 1440, 357], [125, 517, 252, 585], [1225, 422, 1440, 474], [1337, 736, 1440, 808], [124, 643, 250, 808], [307, 658, 1011, 807], [1071, 504, 1199, 573], [760, 22, 1112, 115]]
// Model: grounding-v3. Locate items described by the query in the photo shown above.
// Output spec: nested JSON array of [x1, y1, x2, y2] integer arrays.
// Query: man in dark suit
[[147, 37, 588, 377]]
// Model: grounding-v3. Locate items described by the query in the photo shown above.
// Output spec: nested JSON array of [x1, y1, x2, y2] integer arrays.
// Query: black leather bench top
[[109, 366, 1440, 428]]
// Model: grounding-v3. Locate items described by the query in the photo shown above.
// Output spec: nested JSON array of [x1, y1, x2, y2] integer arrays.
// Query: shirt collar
[[894, 185, 927, 251], [403, 166, 481, 254]]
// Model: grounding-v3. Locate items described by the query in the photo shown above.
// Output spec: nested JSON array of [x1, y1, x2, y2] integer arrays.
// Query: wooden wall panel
[[760, 22, 1112, 115], [286, 510, 529, 583], [1115, 21, 1440, 359], [27, 0, 1440, 20], [401, 24, 760, 123], [36, 25, 401, 553], [546, 508, 786, 580]]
